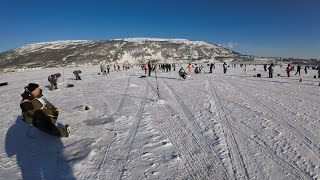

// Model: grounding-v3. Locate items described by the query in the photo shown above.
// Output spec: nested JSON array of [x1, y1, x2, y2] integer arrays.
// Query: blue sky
[[1, 0, 319, 58]]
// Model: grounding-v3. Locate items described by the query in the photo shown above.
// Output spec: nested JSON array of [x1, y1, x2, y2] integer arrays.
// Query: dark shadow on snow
[[84, 115, 114, 126], [5, 116, 75, 180], [44, 85, 51, 89], [156, 76, 180, 80]]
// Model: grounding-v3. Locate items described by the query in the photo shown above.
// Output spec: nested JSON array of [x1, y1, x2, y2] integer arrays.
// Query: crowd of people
[[21, 61, 320, 138]]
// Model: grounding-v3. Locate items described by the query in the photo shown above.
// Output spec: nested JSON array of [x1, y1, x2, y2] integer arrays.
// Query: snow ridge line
[[204, 78, 249, 180], [226, 78, 320, 162], [108, 81, 149, 180], [210, 78, 313, 179], [160, 79, 231, 179]]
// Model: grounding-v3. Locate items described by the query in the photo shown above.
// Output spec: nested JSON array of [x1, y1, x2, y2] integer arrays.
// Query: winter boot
[[58, 125, 70, 137]]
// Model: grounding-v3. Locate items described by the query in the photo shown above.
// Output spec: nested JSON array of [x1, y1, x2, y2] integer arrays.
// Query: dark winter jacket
[[20, 90, 58, 126], [48, 73, 61, 83], [268, 64, 274, 71], [73, 70, 81, 76]]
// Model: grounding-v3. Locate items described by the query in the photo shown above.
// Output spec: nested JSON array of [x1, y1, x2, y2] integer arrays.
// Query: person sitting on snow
[[179, 67, 187, 79], [194, 67, 200, 74], [20, 83, 69, 137]]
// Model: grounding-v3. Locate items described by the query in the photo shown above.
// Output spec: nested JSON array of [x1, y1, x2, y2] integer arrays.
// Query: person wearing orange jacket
[[143, 63, 148, 74], [187, 63, 192, 73]]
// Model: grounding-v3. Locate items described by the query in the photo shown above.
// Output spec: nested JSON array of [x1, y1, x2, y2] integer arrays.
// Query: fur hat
[[26, 83, 39, 92]]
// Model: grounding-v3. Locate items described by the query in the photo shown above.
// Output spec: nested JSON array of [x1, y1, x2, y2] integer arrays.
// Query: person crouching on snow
[[179, 67, 187, 79], [73, 70, 82, 80], [48, 73, 60, 90], [20, 83, 69, 137]]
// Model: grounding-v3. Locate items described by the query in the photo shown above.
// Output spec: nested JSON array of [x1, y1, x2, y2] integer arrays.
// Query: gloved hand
[[47, 109, 59, 118]]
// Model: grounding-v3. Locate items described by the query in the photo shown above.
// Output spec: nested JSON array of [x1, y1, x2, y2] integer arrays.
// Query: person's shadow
[[5, 116, 75, 180]]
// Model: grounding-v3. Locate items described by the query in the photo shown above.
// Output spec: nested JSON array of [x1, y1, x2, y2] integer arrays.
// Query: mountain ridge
[[0, 38, 240, 72]]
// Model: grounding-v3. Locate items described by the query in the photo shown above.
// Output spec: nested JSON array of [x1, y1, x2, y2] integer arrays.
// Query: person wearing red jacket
[[286, 64, 291, 77]]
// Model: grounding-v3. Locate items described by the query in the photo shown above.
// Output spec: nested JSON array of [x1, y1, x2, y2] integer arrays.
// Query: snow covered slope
[[0, 38, 239, 72], [0, 64, 320, 179]]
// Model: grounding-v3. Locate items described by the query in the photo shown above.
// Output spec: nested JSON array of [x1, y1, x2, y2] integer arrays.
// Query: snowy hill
[[0, 38, 239, 72], [0, 64, 320, 179]]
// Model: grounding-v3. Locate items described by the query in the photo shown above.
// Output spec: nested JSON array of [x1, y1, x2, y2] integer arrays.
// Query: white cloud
[[223, 42, 238, 49]]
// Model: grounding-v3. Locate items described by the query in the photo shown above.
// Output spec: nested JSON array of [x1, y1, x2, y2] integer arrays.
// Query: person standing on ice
[[295, 64, 301, 76], [20, 83, 69, 137], [143, 63, 148, 74], [210, 63, 214, 73], [107, 64, 110, 73], [100, 63, 103, 73], [223, 62, 227, 74], [286, 64, 291, 77], [268, 63, 274, 78], [187, 63, 192, 73], [304, 66, 308, 74], [148, 62, 152, 76], [102, 64, 107, 75], [264, 64, 267, 71]]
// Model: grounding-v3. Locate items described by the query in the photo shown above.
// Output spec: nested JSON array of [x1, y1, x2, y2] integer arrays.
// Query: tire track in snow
[[146, 79, 228, 179], [222, 106, 314, 180], [103, 81, 149, 180], [169, 78, 252, 179], [237, 79, 319, 104], [225, 78, 320, 162], [230, 78, 320, 132], [209, 77, 313, 179], [159, 79, 231, 179], [204, 78, 249, 180], [147, 104, 213, 179]]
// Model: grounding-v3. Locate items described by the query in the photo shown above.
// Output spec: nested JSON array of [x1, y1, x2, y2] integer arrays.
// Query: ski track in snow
[[162, 79, 232, 179], [107, 81, 148, 180], [203, 77, 249, 180], [78, 75, 133, 180], [204, 77, 313, 179], [224, 78, 320, 165], [146, 78, 231, 179]]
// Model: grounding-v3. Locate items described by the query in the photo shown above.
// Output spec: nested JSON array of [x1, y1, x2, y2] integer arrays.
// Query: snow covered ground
[[0, 64, 320, 180]]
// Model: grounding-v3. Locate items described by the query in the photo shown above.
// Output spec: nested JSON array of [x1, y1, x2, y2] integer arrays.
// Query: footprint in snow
[[62, 138, 95, 162], [83, 115, 114, 126]]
